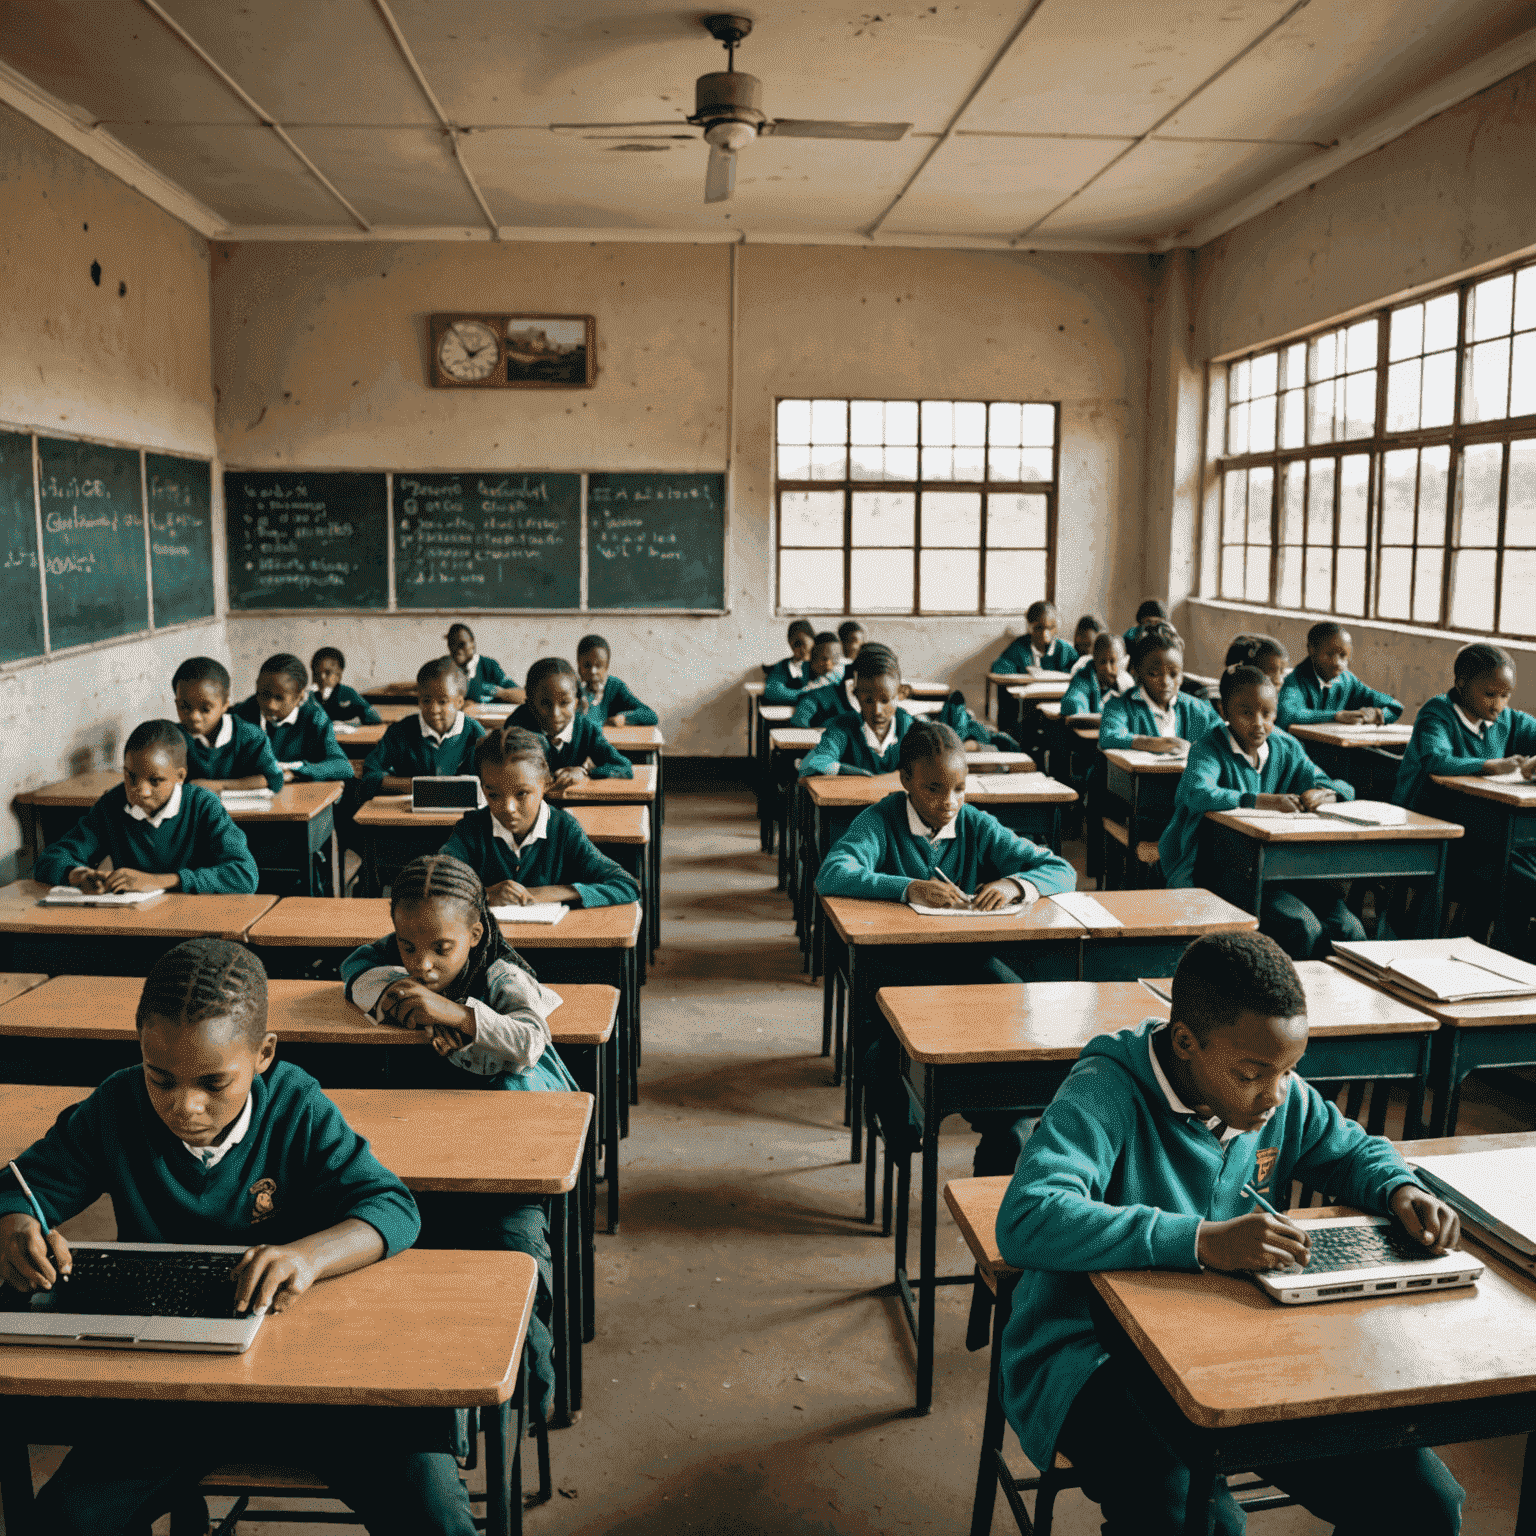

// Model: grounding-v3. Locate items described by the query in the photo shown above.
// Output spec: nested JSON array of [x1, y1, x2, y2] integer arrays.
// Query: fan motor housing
[[693, 70, 765, 128]]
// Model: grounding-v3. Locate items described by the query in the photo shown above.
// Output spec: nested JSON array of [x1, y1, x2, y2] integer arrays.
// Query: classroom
[[3, 2, 1536, 1533]]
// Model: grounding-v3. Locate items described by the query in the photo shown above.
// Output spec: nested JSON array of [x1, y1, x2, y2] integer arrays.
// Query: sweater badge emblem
[[248, 1178, 279, 1223], [1252, 1147, 1278, 1189]]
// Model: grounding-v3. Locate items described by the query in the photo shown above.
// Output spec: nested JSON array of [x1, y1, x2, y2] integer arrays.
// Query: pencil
[[1242, 1181, 1309, 1235], [933, 865, 974, 908], [6, 1160, 51, 1235]]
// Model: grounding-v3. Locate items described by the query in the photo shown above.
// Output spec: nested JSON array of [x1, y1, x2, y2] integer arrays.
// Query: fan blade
[[764, 119, 911, 141], [704, 144, 736, 203], [549, 120, 692, 132]]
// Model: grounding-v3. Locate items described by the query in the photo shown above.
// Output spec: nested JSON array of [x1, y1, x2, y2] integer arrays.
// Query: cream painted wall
[[0, 105, 223, 880], [213, 240, 1152, 753]]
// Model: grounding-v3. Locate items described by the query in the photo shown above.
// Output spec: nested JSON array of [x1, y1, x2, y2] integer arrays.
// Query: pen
[[7, 1159, 51, 1236], [934, 865, 974, 907], [1242, 1181, 1309, 1238]]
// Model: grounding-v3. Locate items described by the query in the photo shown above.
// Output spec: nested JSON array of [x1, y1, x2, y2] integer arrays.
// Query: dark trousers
[[1261, 880, 1366, 960], [1055, 1359, 1465, 1536]]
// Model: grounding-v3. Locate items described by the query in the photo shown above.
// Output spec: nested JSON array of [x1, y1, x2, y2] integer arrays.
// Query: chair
[[1100, 816, 1161, 891]]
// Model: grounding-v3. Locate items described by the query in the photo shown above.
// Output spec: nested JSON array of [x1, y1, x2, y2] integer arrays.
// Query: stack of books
[[1332, 937, 1536, 1004], [1413, 1145, 1536, 1274]]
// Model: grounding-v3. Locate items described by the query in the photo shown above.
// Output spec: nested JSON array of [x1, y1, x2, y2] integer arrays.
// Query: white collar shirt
[[905, 795, 958, 844], [1225, 727, 1270, 774], [125, 781, 183, 828], [490, 800, 550, 855], [1148, 1027, 1245, 1145], [194, 714, 234, 751], [263, 704, 301, 732], [181, 1092, 253, 1169], [786, 659, 804, 680], [1453, 701, 1488, 737], [863, 718, 899, 756], [420, 711, 467, 746], [462, 654, 480, 679], [1137, 687, 1179, 738], [552, 719, 576, 748]]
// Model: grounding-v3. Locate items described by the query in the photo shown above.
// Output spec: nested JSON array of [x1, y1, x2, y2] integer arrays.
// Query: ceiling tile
[[288, 127, 486, 224]]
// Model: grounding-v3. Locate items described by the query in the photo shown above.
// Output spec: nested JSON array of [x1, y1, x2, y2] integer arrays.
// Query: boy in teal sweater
[[1098, 624, 1220, 755], [762, 619, 818, 701], [234, 651, 353, 782], [992, 599, 1077, 676], [35, 720, 259, 895], [1060, 630, 1130, 717], [310, 645, 382, 726], [576, 632, 659, 727], [765, 628, 843, 706], [446, 621, 522, 705], [173, 655, 284, 793], [360, 656, 487, 800], [507, 656, 633, 784], [798, 646, 917, 777], [0, 939, 477, 1534], [996, 931, 1464, 1535], [1276, 621, 1401, 728]]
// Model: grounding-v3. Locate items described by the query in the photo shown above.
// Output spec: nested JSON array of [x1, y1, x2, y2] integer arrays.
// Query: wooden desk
[[1200, 808, 1462, 937], [603, 723, 664, 764], [1101, 748, 1185, 888], [373, 702, 415, 723], [0, 974, 45, 1008], [1289, 722, 1412, 798], [0, 881, 278, 976], [1427, 773, 1536, 952], [553, 773, 659, 957], [360, 680, 418, 702], [1070, 889, 1255, 979], [994, 677, 1071, 751], [336, 722, 386, 758], [0, 1246, 536, 1536]]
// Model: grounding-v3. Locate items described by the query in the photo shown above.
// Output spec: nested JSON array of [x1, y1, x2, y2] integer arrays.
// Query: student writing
[[234, 652, 352, 782], [310, 646, 382, 726], [508, 657, 634, 785], [1277, 621, 1403, 728], [33, 720, 259, 895], [1060, 630, 1130, 716], [576, 632, 658, 727], [445, 622, 523, 705], [1098, 623, 1219, 755], [992, 599, 1077, 676], [173, 656, 283, 794], [995, 932, 1465, 1536], [359, 655, 486, 799], [762, 619, 822, 704]]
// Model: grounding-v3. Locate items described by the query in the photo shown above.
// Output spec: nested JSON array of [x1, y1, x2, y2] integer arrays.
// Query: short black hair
[[1136, 598, 1169, 623], [1225, 633, 1288, 670], [898, 719, 964, 773], [1454, 642, 1513, 687], [1306, 621, 1346, 649], [137, 938, 269, 1047], [1092, 630, 1126, 660], [125, 719, 187, 765], [852, 643, 901, 682], [1170, 932, 1306, 1044], [172, 656, 230, 695], [257, 652, 308, 692], [812, 630, 841, 651], [837, 620, 866, 644], [787, 619, 816, 643], [1129, 622, 1182, 672], [526, 656, 578, 694], [446, 622, 475, 642], [577, 633, 609, 657], [1025, 600, 1057, 623], [1219, 663, 1273, 708], [1074, 614, 1104, 635], [475, 724, 550, 778], [417, 655, 468, 694], [311, 646, 345, 671]]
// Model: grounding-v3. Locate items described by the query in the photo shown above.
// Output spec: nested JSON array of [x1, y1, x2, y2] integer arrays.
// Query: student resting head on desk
[[1098, 623, 1219, 757], [575, 632, 659, 727], [309, 645, 381, 726], [439, 725, 639, 910], [1122, 595, 1168, 649], [1060, 629, 1130, 717], [341, 853, 575, 1424], [444, 621, 523, 706], [993, 599, 1078, 677], [33, 719, 260, 896], [994, 930, 1465, 1536], [764, 626, 841, 705], [508, 656, 634, 788], [233, 651, 353, 783], [837, 618, 866, 665], [358, 654, 486, 800], [814, 720, 1076, 1174], [1277, 620, 1404, 730], [172, 655, 283, 794], [1158, 665, 1363, 960], [0, 938, 480, 1535]]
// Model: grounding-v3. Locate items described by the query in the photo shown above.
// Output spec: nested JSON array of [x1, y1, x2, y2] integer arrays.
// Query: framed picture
[[505, 314, 596, 389]]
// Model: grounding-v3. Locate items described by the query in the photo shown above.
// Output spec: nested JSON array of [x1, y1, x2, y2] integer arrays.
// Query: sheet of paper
[[332, 722, 358, 735], [907, 902, 1026, 918], [1414, 1148, 1536, 1255], [1048, 892, 1123, 928], [1386, 956, 1536, 1001], [489, 903, 568, 925], [1317, 800, 1413, 827], [1114, 748, 1188, 767], [42, 886, 165, 907]]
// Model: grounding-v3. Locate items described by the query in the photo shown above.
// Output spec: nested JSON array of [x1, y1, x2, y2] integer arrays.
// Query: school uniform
[[359, 711, 486, 799], [763, 658, 842, 706], [439, 801, 639, 908], [180, 712, 284, 794], [342, 939, 577, 1420], [459, 651, 515, 704], [1276, 658, 1402, 728], [992, 636, 1078, 675], [0, 1062, 477, 1535], [1059, 666, 1132, 717], [996, 1019, 1464, 1535], [1098, 686, 1220, 752], [33, 782, 259, 894], [233, 695, 353, 781], [310, 681, 382, 725], [789, 676, 859, 729], [797, 709, 916, 778], [1159, 725, 1362, 959], [506, 705, 633, 779], [580, 675, 658, 727]]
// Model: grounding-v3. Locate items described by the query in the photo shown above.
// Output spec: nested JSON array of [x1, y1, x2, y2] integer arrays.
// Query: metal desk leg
[[1516, 1428, 1536, 1536], [605, 1029, 621, 1234], [567, 1185, 584, 1413], [550, 1192, 571, 1427], [483, 1395, 516, 1536], [914, 1078, 941, 1414], [1182, 1450, 1218, 1536], [847, 947, 865, 1159]]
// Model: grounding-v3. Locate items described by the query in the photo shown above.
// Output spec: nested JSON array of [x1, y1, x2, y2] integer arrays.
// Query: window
[[776, 397, 1058, 614], [1209, 255, 1536, 639]]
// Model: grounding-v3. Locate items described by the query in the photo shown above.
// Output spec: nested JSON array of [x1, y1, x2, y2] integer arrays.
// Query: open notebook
[[1413, 1147, 1536, 1271], [1242, 800, 1411, 828], [41, 886, 166, 908], [1332, 938, 1536, 1002], [489, 903, 568, 925]]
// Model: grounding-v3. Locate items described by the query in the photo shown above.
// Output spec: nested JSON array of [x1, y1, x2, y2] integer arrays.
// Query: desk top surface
[[1103, 748, 1188, 775], [1324, 956, 1536, 1028], [0, 1246, 534, 1404], [944, 1175, 1013, 1287], [372, 702, 415, 723], [603, 724, 666, 750], [0, 973, 47, 1007], [1429, 773, 1536, 806], [355, 796, 650, 842], [1069, 888, 1255, 937], [805, 771, 1066, 808], [336, 724, 386, 751], [745, 681, 765, 697], [821, 893, 1086, 946], [0, 881, 277, 939], [1206, 807, 1464, 842], [1004, 679, 1072, 700], [17, 773, 342, 822], [1289, 722, 1415, 749], [548, 765, 657, 803], [769, 728, 824, 750], [247, 896, 641, 950]]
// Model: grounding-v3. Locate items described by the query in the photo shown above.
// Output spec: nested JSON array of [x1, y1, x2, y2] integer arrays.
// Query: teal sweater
[[1099, 688, 1220, 752], [815, 792, 1076, 903], [463, 653, 514, 704], [798, 709, 917, 778], [764, 659, 843, 706], [311, 682, 381, 726], [996, 1020, 1419, 1470], [993, 636, 1077, 676], [0, 1060, 420, 1255], [233, 696, 353, 782], [359, 714, 487, 798], [440, 804, 639, 909], [1395, 693, 1536, 810], [1060, 669, 1130, 717], [1276, 659, 1402, 728], [790, 680, 858, 729], [34, 783, 259, 894], [1158, 725, 1353, 887], [580, 676, 658, 728], [507, 706, 633, 780], [182, 714, 284, 794]]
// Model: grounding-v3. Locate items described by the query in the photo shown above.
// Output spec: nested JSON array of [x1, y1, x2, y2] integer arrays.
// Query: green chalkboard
[[394, 472, 581, 609], [586, 472, 726, 610], [146, 453, 214, 628], [0, 431, 45, 664], [36, 437, 148, 651], [225, 470, 388, 610]]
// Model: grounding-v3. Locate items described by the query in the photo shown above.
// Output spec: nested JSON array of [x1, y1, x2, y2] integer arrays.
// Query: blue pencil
[[6, 1160, 50, 1235]]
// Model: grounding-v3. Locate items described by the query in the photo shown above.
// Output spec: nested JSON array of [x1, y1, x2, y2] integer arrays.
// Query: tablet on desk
[[410, 776, 484, 814]]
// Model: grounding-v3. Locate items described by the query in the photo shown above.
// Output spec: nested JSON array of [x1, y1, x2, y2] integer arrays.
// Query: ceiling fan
[[551, 14, 911, 204]]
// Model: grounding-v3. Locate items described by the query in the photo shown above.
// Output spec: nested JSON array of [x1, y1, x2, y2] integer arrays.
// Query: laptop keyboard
[[1277, 1222, 1431, 1276], [0, 1247, 243, 1319]]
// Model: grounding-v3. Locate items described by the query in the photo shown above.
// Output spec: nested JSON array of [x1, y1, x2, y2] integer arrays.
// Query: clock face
[[437, 320, 501, 383]]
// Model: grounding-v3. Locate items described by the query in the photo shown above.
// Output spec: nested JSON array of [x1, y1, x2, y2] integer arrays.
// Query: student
[[1099, 624, 1220, 755], [837, 618, 867, 665], [445, 622, 523, 705], [440, 727, 639, 909], [1068, 614, 1103, 673], [789, 638, 877, 730], [1060, 630, 1130, 717], [1224, 632, 1289, 694], [815, 721, 1076, 1174], [33, 720, 259, 895], [341, 854, 577, 1423], [359, 656, 486, 800], [508, 657, 633, 785], [798, 645, 915, 778], [996, 931, 1465, 1536], [1159, 666, 1363, 958], [310, 646, 382, 726], [0, 939, 477, 1535], [234, 652, 353, 782], [992, 600, 1077, 676], [575, 633, 658, 727], [763, 619, 826, 704], [768, 629, 843, 709], [1277, 621, 1403, 728], [1123, 597, 1169, 648], [173, 656, 283, 794]]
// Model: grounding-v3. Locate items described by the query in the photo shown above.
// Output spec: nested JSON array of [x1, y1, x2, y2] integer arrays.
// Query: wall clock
[[429, 314, 505, 388]]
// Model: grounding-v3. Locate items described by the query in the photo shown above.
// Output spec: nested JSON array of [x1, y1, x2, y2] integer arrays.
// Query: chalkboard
[[37, 436, 148, 651], [0, 431, 45, 664], [393, 472, 581, 609], [586, 472, 725, 610], [225, 470, 388, 610], [146, 453, 214, 628]]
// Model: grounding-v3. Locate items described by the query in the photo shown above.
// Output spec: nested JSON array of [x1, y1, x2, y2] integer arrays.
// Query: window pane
[[922, 491, 981, 546], [809, 442, 847, 480], [1336, 548, 1367, 616], [1250, 397, 1277, 454], [988, 447, 1023, 482], [1518, 269, 1536, 334], [1424, 292, 1459, 352], [886, 400, 918, 446], [1511, 332, 1536, 418], [922, 447, 955, 481], [1229, 358, 1250, 403], [1459, 443, 1503, 546], [984, 549, 1045, 612], [1508, 440, 1536, 545], [953, 446, 985, 480], [1421, 351, 1456, 428], [1347, 319, 1378, 372], [1450, 548, 1497, 631], [1305, 548, 1332, 610], [1247, 466, 1274, 545], [1344, 371, 1376, 439], [1227, 402, 1249, 455], [988, 401, 1022, 447], [1277, 545, 1303, 607], [1390, 304, 1423, 362], [780, 490, 843, 546], [1386, 359, 1421, 432], [810, 399, 847, 444], [1419, 445, 1451, 545], [1244, 546, 1270, 604], [1223, 470, 1247, 544], [1467, 339, 1511, 422], [779, 548, 842, 610], [1309, 332, 1336, 381], [849, 443, 884, 480], [1251, 352, 1278, 398], [1015, 448, 1053, 480], [1283, 342, 1307, 391], [1307, 460, 1335, 544], [1280, 462, 1306, 544], [778, 444, 812, 480], [1280, 388, 1305, 449], [778, 398, 810, 442], [885, 446, 917, 480], [1414, 548, 1443, 623], [850, 548, 914, 612], [988, 493, 1048, 547], [849, 399, 884, 444], [1308, 379, 1336, 443], [1339, 455, 1369, 545], [1500, 549, 1536, 635], [921, 400, 954, 446], [920, 548, 980, 612], [1471, 273, 1514, 341], [1380, 450, 1417, 543], [1020, 404, 1055, 446], [954, 402, 987, 447], [1377, 547, 1412, 619], [1221, 544, 1244, 599], [851, 490, 914, 546]]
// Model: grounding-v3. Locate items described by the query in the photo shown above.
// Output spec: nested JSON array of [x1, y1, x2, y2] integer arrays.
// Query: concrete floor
[[17, 787, 1535, 1533]]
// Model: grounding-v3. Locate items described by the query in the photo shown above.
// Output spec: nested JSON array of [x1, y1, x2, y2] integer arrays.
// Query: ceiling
[[2, 0, 1534, 251]]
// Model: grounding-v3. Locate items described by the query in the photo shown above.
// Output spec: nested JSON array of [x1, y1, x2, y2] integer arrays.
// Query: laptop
[[1251, 1215, 1484, 1306], [0, 1240, 266, 1353], [410, 775, 484, 814]]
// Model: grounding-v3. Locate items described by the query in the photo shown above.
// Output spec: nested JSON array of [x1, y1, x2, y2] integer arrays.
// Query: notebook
[[40, 886, 166, 909], [1250, 1215, 1483, 1306], [1113, 746, 1189, 766], [1311, 800, 1413, 827], [1413, 1147, 1536, 1260], [489, 903, 568, 925], [219, 788, 276, 811], [1331, 938, 1536, 1001]]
